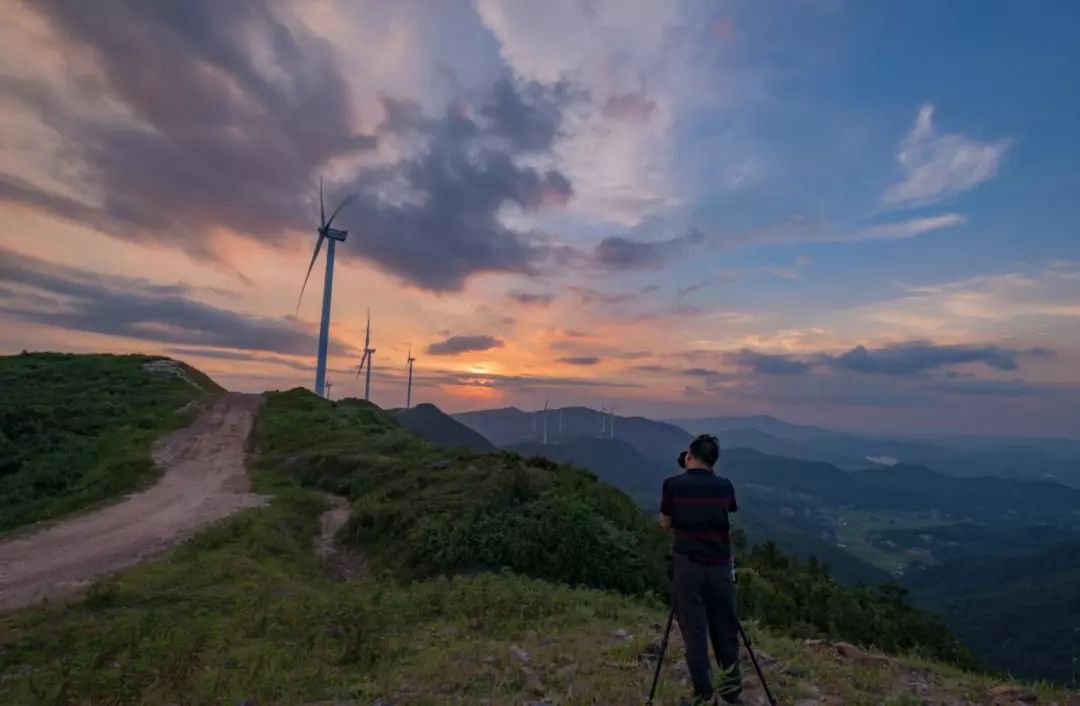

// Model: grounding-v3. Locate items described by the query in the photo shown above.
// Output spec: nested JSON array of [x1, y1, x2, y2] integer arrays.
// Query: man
[[660, 434, 741, 705]]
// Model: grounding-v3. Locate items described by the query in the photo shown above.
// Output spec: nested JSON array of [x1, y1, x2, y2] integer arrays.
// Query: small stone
[[989, 684, 1038, 704], [613, 627, 630, 640], [555, 664, 578, 680], [439, 625, 457, 637], [835, 641, 890, 667], [510, 644, 531, 664]]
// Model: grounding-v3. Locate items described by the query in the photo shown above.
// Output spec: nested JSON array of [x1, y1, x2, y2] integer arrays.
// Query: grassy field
[[2, 383, 1073, 703], [833, 508, 955, 574], [0, 352, 222, 532]]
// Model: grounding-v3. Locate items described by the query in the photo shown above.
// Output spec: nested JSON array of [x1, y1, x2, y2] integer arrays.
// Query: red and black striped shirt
[[661, 468, 738, 565]]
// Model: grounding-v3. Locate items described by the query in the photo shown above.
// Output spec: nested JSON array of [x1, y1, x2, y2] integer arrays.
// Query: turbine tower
[[609, 404, 615, 439], [405, 344, 416, 409], [542, 398, 550, 445], [298, 178, 355, 398], [598, 396, 607, 435], [355, 308, 376, 401]]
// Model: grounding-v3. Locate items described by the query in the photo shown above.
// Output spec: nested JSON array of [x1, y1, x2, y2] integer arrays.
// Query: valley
[[455, 405, 1080, 683]]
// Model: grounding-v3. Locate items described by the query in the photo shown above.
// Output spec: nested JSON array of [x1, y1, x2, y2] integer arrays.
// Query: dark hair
[[689, 434, 720, 467]]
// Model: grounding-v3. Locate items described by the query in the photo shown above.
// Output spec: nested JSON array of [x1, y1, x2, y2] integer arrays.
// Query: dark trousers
[[674, 553, 741, 700]]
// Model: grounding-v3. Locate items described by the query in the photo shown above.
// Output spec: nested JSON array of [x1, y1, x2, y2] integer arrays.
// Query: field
[[0, 352, 221, 532], [3, 381, 1074, 703]]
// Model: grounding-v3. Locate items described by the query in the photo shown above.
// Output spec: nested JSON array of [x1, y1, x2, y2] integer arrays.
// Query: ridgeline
[[0, 356, 1076, 704]]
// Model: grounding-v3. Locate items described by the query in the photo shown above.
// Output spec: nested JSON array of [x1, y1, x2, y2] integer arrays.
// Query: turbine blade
[[296, 233, 326, 313], [319, 176, 325, 228], [356, 350, 369, 379], [324, 193, 357, 230]]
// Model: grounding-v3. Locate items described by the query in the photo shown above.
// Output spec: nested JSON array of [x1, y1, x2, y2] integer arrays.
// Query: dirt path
[[0, 393, 267, 612], [313, 494, 366, 581]]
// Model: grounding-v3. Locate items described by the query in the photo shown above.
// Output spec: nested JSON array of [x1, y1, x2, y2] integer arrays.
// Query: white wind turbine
[[297, 177, 356, 398], [355, 308, 376, 401], [542, 397, 550, 445], [405, 343, 416, 409]]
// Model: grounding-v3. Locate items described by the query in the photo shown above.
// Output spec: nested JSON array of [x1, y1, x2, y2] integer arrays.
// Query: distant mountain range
[[395, 403, 494, 452], [672, 415, 1080, 487], [453, 403, 1080, 680]]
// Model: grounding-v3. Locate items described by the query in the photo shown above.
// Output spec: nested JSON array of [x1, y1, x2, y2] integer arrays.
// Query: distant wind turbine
[[405, 343, 416, 409], [609, 404, 615, 439], [298, 177, 356, 398], [325, 379, 333, 401], [598, 396, 607, 435], [355, 308, 375, 401], [543, 398, 550, 445]]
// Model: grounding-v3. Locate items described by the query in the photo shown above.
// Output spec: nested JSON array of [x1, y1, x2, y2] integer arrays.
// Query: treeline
[[736, 536, 975, 667], [257, 389, 976, 669]]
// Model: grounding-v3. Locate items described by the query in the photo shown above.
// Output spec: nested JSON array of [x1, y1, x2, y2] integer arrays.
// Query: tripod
[[646, 595, 777, 705]]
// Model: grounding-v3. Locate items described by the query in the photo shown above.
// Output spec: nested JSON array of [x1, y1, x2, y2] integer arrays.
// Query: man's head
[[685, 434, 720, 470]]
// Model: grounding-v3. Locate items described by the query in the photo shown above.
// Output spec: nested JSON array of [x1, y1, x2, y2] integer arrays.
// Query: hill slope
[[395, 403, 495, 451], [906, 543, 1080, 683], [0, 352, 222, 531], [7, 386, 1069, 703]]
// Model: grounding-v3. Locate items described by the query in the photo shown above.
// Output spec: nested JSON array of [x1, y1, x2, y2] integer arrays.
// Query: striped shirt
[[661, 469, 738, 565]]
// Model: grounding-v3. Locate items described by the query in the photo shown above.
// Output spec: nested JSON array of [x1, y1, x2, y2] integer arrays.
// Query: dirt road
[[0, 393, 267, 612]]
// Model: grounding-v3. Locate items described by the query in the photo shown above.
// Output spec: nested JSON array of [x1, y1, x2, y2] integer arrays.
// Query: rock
[[834, 641, 891, 667], [613, 627, 631, 640], [439, 625, 457, 637], [510, 644, 531, 664], [555, 664, 578, 680], [793, 700, 822, 706], [989, 684, 1038, 704]]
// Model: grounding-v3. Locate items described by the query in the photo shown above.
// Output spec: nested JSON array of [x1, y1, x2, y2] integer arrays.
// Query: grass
[[2, 381, 1077, 703], [0, 352, 222, 532]]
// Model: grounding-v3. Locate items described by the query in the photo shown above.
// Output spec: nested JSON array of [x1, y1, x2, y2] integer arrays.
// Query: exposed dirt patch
[[314, 494, 366, 581], [0, 393, 266, 611]]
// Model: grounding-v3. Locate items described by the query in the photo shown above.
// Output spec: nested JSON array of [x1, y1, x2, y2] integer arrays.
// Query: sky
[[1, 0, 1079, 436]]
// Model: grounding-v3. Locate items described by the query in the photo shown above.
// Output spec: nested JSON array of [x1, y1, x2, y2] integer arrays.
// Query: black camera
[[677, 450, 688, 468]]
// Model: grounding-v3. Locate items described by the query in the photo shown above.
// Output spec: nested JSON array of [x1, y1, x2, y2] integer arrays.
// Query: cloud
[[828, 342, 1041, 376], [594, 228, 705, 270], [726, 349, 811, 375], [426, 334, 505, 356], [7, 3, 578, 293], [603, 90, 656, 122], [342, 82, 574, 291], [923, 378, 1044, 397], [509, 291, 556, 306], [858, 214, 967, 240], [882, 104, 1011, 207], [558, 356, 600, 366], [0, 249, 346, 356], [9, 1, 374, 250]]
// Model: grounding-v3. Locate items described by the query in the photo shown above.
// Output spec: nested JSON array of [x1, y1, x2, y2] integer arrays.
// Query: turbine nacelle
[[321, 226, 348, 242]]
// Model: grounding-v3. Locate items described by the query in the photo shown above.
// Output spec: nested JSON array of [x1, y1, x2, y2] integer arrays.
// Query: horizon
[[2, 1, 1079, 436]]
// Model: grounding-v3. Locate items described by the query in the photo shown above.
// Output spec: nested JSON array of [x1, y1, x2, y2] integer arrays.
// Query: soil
[[0, 393, 266, 611]]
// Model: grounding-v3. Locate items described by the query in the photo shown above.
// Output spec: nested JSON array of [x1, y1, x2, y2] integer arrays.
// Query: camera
[[677, 450, 688, 468]]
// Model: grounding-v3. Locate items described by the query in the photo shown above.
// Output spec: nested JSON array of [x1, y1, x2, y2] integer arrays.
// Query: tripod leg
[[647, 599, 678, 704], [737, 621, 777, 706]]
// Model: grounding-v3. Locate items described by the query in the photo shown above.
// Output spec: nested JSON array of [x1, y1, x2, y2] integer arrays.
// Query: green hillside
[[0, 352, 221, 531], [906, 543, 1080, 683], [5, 382, 1074, 703]]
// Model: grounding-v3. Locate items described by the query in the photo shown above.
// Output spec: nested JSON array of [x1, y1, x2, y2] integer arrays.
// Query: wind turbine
[[598, 396, 607, 435], [608, 403, 615, 439], [542, 398, 550, 445], [325, 379, 334, 401], [355, 308, 375, 401], [298, 177, 355, 398], [405, 343, 416, 409]]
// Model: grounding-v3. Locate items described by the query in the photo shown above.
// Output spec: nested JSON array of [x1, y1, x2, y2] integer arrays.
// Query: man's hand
[[659, 513, 672, 530]]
